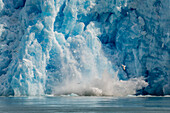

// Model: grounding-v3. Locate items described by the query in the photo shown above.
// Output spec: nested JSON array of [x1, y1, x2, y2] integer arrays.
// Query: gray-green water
[[0, 96, 170, 113]]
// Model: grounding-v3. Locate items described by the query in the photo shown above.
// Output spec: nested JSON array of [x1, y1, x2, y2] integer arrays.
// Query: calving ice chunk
[[0, 0, 169, 96], [54, 70, 148, 96]]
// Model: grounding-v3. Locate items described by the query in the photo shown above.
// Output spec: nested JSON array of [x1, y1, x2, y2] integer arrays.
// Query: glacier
[[0, 0, 169, 96]]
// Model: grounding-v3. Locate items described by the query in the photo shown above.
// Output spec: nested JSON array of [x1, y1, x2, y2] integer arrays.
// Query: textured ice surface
[[0, 0, 169, 96]]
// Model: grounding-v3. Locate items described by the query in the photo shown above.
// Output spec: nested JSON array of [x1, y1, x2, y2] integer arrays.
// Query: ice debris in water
[[54, 70, 148, 96], [0, 0, 169, 96]]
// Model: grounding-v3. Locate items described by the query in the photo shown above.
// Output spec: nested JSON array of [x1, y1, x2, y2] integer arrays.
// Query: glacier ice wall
[[0, 0, 169, 96]]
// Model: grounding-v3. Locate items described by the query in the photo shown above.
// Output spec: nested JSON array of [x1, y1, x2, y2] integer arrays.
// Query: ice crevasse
[[0, 0, 169, 96]]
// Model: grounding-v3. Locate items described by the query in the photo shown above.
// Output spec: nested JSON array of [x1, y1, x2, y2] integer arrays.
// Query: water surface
[[0, 96, 170, 113]]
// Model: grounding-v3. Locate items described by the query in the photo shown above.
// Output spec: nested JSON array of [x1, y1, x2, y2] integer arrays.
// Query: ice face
[[0, 0, 169, 96]]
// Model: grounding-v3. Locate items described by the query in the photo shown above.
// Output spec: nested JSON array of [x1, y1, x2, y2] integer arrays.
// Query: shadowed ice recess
[[0, 0, 169, 96]]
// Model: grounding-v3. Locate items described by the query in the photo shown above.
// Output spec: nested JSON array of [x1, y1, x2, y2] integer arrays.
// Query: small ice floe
[[61, 93, 79, 97], [45, 94, 55, 97], [69, 93, 79, 97]]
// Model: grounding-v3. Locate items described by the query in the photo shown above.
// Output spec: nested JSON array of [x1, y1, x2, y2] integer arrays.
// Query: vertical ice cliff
[[0, 0, 169, 96]]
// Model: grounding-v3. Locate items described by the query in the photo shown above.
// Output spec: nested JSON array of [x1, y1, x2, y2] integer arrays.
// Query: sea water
[[0, 96, 170, 113]]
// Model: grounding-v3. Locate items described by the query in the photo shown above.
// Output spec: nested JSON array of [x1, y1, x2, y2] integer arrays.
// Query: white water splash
[[54, 71, 148, 96]]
